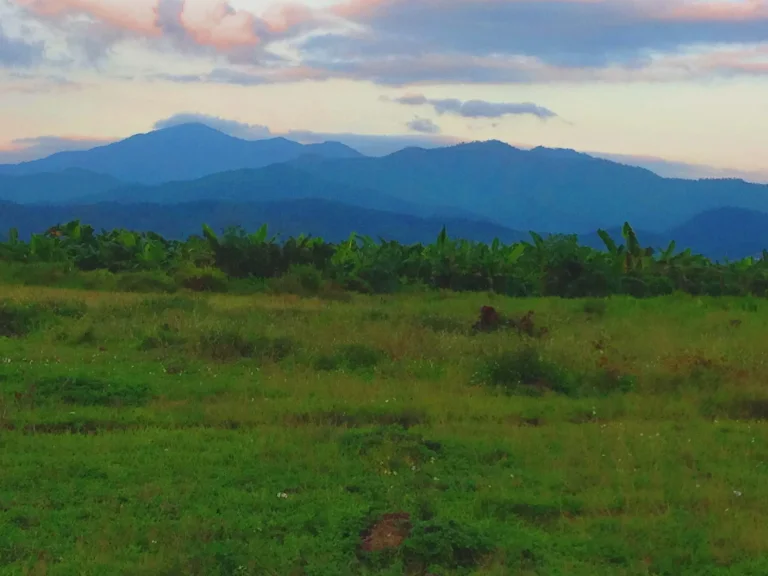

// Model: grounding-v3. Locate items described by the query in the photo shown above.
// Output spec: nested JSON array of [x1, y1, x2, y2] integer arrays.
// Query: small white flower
[[734, 490, 742, 497]]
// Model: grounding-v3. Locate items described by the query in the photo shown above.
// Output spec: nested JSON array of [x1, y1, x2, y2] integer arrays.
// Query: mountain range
[[1, 122, 767, 260]]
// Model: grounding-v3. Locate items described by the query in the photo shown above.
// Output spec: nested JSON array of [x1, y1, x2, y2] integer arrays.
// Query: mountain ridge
[[0, 123, 364, 185]]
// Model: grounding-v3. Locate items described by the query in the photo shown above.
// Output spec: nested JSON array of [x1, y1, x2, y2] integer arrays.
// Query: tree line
[[1, 220, 766, 297]]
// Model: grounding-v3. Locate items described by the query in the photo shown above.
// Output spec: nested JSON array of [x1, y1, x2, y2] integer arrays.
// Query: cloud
[[0, 25, 45, 67], [0, 135, 114, 163], [7, 0, 768, 85], [406, 116, 441, 134], [153, 112, 272, 139], [0, 70, 81, 91], [312, 0, 768, 68], [588, 151, 768, 184], [391, 93, 557, 120]]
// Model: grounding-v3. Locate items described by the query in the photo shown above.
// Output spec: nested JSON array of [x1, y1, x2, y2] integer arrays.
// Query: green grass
[[1, 286, 768, 575]]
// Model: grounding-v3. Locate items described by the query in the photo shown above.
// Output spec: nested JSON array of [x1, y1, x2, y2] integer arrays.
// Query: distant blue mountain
[[0, 198, 529, 245], [0, 168, 123, 203], [3, 124, 768, 244], [286, 141, 768, 233], [0, 123, 363, 185]]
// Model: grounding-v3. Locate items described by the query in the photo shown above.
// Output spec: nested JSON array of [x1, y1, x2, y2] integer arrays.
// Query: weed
[[416, 312, 467, 334], [339, 426, 442, 474], [583, 298, 608, 317], [0, 299, 86, 337], [268, 265, 324, 296], [175, 266, 229, 293], [116, 271, 177, 294], [402, 518, 493, 572], [701, 395, 768, 420], [197, 328, 296, 362], [0, 301, 46, 337], [313, 343, 387, 371], [473, 347, 577, 396], [140, 294, 206, 314], [139, 323, 186, 351], [35, 375, 152, 407], [289, 406, 427, 429], [363, 309, 390, 321]]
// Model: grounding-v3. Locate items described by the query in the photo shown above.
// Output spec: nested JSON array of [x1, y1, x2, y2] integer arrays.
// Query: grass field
[[1, 286, 767, 575]]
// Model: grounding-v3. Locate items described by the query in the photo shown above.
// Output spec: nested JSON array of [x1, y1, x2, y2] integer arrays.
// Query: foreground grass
[[1, 287, 767, 575]]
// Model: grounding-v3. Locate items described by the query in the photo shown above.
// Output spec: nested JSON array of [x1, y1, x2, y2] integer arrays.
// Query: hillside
[[0, 169, 124, 203], [288, 142, 768, 233], [0, 198, 529, 244], [0, 123, 363, 185], [72, 163, 489, 221], [3, 125, 768, 237]]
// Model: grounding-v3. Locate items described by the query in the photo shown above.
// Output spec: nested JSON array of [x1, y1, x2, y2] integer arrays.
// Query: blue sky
[[1, 0, 767, 182]]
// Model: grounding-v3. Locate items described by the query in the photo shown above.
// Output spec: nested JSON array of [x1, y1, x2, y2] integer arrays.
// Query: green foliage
[[197, 328, 296, 362], [415, 312, 467, 334], [314, 343, 387, 371], [174, 266, 229, 292], [3, 220, 768, 297], [402, 518, 493, 572], [34, 375, 152, 407], [0, 298, 87, 337], [473, 347, 578, 396]]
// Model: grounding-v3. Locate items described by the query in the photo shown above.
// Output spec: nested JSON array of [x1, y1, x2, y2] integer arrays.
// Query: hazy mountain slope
[[0, 124, 363, 185], [0, 169, 124, 203], [579, 207, 768, 261], [287, 142, 768, 233], [70, 163, 492, 221], [0, 198, 529, 245]]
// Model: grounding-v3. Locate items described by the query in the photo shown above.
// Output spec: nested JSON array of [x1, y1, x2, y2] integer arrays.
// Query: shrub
[[0, 299, 86, 338], [402, 518, 493, 572], [139, 323, 186, 351], [473, 347, 577, 396], [175, 266, 229, 292]]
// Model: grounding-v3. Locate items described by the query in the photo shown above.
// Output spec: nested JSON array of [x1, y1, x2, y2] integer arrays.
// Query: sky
[[1, 0, 767, 182]]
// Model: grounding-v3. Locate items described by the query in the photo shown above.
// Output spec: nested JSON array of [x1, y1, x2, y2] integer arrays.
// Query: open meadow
[[1, 285, 767, 575]]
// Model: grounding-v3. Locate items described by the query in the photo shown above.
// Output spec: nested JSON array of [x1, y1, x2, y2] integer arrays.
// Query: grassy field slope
[[1, 287, 767, 575]]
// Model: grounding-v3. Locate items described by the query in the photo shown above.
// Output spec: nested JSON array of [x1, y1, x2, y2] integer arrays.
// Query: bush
[[175, 266, 229, 293], [0, 299, 87, 338], [268, 265, 326, 296], [402, 518, 493, 572], [473, 347, 577, 396]]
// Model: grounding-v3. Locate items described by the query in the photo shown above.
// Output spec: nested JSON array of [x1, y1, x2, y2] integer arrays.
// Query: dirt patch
[[360, 512, 412, 553]]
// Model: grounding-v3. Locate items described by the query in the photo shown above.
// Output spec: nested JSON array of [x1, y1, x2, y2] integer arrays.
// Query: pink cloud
[[13, 0, 267, 51], [179, 1, 261, 50], [656, 0, 768, 22], [14, 0, 161, 35]]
